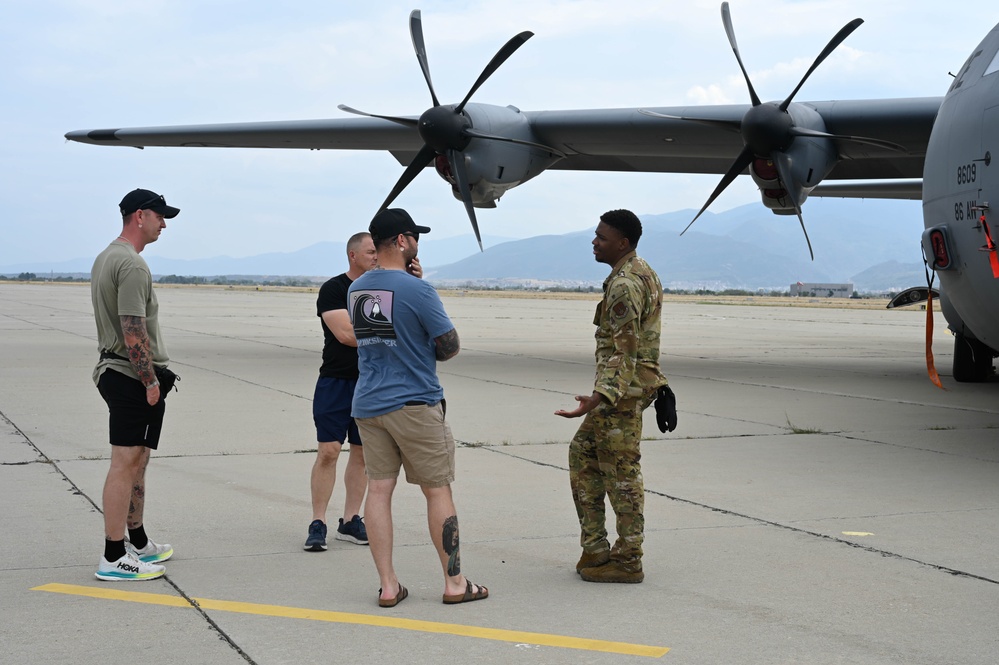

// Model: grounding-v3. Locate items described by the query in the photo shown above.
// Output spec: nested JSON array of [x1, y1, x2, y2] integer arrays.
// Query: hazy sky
[[1, 1, 993, 266]]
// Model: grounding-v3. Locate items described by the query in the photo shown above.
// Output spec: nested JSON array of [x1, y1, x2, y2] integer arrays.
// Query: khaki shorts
[[357, 402, 455, 487]]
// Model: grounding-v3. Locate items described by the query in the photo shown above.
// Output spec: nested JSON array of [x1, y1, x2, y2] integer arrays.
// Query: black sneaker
[[336, 515, 369, 545], [304, 519, 327, 551]]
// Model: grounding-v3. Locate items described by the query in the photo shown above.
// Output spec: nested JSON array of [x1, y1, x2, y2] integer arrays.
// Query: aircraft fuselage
[[921, 22, 999, 379]]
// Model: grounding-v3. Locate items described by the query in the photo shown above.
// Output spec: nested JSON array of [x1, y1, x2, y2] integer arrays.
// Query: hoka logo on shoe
[[117, 562, 140, 573]]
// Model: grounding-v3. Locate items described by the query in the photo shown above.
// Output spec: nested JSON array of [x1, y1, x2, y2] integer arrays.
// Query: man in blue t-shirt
[[348, 208, 489, 608]]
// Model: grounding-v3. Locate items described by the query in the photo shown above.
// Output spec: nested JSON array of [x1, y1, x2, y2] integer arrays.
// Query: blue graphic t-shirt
[[347, 269, 454, 418]]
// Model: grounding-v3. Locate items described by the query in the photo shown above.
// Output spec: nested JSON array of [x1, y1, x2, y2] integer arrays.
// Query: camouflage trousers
[[568, 396, 644, 564]]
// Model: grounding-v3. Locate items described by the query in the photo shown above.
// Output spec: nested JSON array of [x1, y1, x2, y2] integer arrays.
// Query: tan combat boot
[[579, 560, 644, 583], [575, 549, 611, 574]]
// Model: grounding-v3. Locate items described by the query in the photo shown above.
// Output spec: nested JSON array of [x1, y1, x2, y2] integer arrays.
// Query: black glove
[[154, 365, 180, 397], [654, 385, 677, 433]]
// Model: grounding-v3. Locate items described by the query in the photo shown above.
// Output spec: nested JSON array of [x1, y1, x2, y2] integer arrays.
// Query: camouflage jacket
[[592, 251, 667, 405]]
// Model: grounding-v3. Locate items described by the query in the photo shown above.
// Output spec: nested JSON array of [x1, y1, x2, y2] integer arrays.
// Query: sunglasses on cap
[[134, 194, 166, 211]]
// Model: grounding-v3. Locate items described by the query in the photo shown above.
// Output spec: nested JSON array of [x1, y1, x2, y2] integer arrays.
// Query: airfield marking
[[33, 583, 669, 658]]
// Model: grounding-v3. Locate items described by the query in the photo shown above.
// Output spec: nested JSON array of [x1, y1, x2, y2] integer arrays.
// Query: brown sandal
[[442, 579, 489, 604], [378, 583, 408, 608]]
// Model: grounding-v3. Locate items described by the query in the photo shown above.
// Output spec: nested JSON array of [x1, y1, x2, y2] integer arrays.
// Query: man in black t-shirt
[[304, 232, 379, 551]]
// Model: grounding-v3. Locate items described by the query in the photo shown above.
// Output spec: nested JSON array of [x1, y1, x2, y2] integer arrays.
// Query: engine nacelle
[[751, 104, 840, 215], [434, 103, 562, 208]]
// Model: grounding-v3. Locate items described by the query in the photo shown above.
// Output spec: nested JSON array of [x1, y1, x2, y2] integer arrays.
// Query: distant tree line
[[157, 275, 317, 287], [0, 273, 88, 282], [664, 288, 789, 297], [438, 285, 888, 298], [0, 273, 317, 287], [0, 274, 892, 298]]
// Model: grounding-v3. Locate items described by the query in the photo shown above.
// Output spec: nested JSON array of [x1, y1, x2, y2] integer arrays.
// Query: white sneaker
[[127, 539, 174, 563], [95, 551, 165, 581]]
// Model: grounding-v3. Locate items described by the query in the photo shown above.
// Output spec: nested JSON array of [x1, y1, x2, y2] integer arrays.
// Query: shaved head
[[346, 231, 371, 255]]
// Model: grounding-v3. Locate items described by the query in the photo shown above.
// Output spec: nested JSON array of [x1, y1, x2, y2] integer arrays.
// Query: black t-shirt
[[317, 273, 358, 379]]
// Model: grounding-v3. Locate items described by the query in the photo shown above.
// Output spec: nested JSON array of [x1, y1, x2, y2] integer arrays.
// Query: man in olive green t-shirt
[[91, 188, 179, 582]]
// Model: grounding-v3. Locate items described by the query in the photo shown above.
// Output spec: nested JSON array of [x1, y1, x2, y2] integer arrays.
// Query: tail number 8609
[[957, 163, 977, 185]]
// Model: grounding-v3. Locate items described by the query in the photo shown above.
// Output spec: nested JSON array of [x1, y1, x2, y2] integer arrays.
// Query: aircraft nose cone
[[742, 103, 794, 156], [419, 105, 472, 153]]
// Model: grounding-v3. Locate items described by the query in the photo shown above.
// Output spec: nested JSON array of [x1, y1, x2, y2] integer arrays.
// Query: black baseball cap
[[369, 208, 430, 242], [119, 188, 180, 219]]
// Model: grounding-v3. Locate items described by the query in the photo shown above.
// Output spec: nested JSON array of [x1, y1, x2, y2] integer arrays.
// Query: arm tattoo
[[120, 315, 156, 385], [442, 515, 461, 576], [434, 328, 460, 361]]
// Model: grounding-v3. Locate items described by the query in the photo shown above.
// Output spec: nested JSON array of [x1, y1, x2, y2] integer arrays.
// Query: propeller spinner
[[339, 10, 552, 251], [641, 2, 903, 260]]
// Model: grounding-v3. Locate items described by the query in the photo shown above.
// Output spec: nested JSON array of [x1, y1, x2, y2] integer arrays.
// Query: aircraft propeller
[[339, 10, 554, 251], [641, 2, 904, 260]]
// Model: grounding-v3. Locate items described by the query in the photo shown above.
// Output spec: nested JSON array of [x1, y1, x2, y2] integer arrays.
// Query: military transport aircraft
[[64, 4, 998, 382]]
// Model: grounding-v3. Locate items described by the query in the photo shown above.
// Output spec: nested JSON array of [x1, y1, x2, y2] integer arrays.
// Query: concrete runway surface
[[1, 282, 997, 664]]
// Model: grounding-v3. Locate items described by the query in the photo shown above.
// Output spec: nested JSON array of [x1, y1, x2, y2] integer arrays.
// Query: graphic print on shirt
[[350, 289, 397, 342]]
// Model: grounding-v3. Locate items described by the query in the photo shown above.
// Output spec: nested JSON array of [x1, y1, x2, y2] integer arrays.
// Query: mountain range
[[3, 199, 929, 291]]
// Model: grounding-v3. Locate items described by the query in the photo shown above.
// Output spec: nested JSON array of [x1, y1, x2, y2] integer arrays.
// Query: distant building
[[790, 282, 854, 298]]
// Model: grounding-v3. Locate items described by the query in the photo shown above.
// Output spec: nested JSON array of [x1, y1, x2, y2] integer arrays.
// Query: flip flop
[[378, 583, 408, 608], [442, 579, 489, 604]]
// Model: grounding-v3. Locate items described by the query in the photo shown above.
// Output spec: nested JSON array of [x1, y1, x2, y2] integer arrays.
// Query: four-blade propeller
[[345, 5, 900, 258], [641, 2, 903, 260], [339, 10, 544, 251]]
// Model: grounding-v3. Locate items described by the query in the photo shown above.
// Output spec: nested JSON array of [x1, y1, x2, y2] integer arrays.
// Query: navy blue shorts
[[313, 376, 361, 445], [97, 368, 166, 449]]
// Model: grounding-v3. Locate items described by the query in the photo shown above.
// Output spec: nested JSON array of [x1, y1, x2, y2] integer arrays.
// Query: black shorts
[[97, 369, 166, 449]]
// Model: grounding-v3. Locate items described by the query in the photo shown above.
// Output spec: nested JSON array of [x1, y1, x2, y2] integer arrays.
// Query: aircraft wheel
[[952, 332, 994, 382]]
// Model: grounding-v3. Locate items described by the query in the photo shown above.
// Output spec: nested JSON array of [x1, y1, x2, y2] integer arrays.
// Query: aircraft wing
[[811, 180, 923, 199], [530, 98, 941, 180], [64, 117, 424, 153], [65, 97, 940, 181]]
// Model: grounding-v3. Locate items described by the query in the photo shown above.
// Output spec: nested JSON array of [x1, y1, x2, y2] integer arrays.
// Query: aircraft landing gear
[[952, 332, 996, 382]]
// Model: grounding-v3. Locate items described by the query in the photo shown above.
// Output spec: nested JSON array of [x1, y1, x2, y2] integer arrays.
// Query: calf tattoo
[[442, 515, 461, 576], [127, 483, 145, 528]]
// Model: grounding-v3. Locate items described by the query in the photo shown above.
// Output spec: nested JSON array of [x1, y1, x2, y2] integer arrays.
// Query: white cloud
[[686, 84, 733, 105]]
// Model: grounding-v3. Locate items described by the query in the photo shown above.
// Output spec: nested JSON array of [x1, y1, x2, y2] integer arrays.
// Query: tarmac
[[1, 281, 998, 664]]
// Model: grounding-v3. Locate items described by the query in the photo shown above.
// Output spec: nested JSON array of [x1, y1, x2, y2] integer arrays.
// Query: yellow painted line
[[33, 583, 669, 658], [842, 532, 875, 537]]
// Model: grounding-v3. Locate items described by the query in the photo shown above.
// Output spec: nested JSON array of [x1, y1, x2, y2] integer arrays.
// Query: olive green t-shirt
[[91, 240, 168, 385]]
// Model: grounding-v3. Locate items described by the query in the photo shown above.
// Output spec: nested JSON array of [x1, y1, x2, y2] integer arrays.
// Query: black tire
[[952, 332, 994, 382]]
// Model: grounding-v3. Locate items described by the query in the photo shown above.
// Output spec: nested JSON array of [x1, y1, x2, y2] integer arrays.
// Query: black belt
[[405, 399, 446, 418], [100, 350, 129, 361]]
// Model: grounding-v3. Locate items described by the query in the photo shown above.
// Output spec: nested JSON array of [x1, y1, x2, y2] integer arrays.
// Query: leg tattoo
[[442, 515, 461, 576], [127, 483, 145, 529]]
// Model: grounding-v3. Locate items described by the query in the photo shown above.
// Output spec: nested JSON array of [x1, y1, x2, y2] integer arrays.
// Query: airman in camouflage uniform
[[556, 209, 667, 584]]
